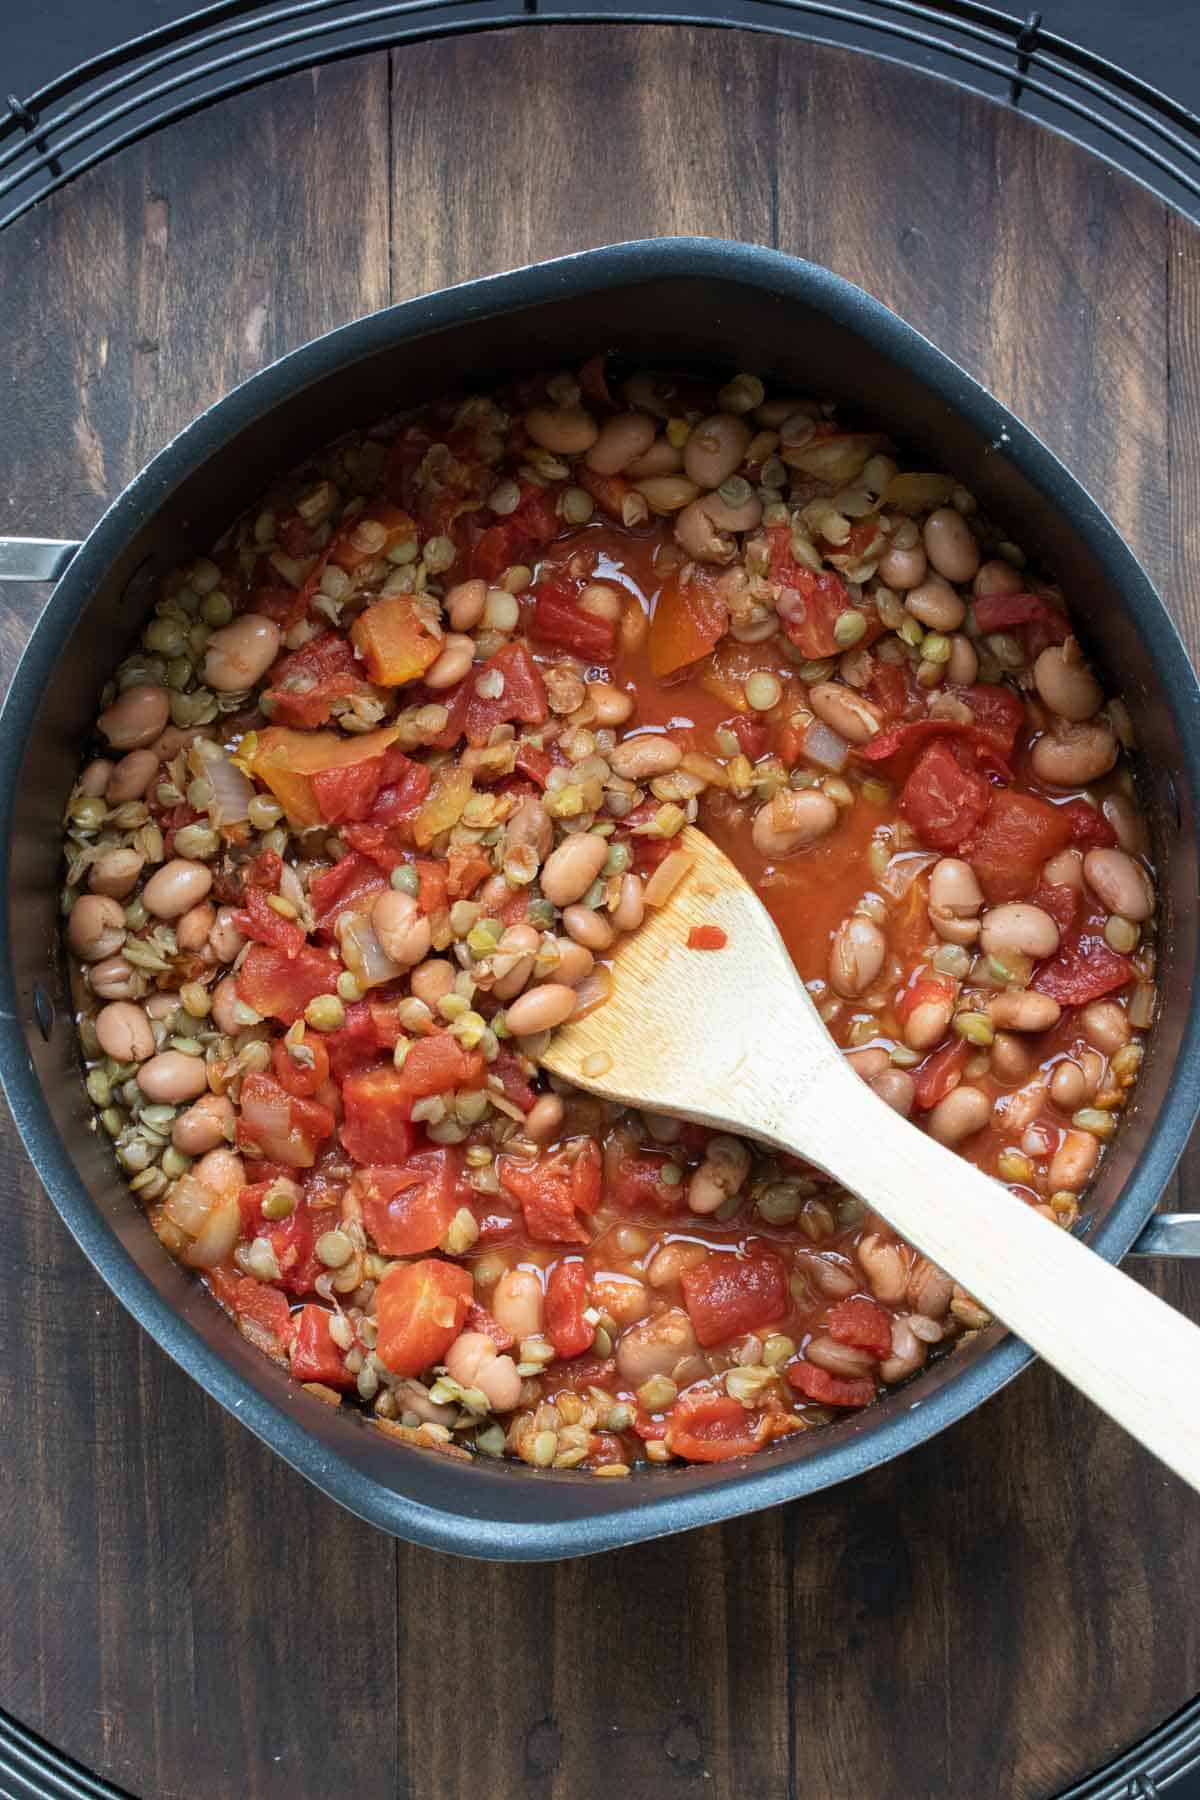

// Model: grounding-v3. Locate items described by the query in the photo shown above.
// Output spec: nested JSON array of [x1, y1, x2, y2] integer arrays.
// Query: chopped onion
[[338, 914, 402, 990], [572, 966, 613, 1018], [643, 850, 694, 909], [164, 1173, 220, 1236], [240, 1078, 310, 1168], [183, 1195, 241, 1268], [803, 721, 849, 773], [880, 852, 937, 900], [191, 743, 254, 826]]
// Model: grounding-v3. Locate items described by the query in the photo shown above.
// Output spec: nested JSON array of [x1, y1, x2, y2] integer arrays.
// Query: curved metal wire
[[2, 0, 1200, 230]]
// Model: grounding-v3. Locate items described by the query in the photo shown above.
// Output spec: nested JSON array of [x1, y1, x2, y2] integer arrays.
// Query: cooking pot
[[2, 238, 1199, 1560]]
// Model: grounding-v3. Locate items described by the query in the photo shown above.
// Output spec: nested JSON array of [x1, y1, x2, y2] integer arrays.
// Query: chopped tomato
[[263, 631, 365, 729], [954, 683, 1026, 755], [366, 756, 431, 833], [897, 972, 957, 1030], [236, 1072, 335, 1169], [492, 1046, 537, 1113], [965, 789, 1074, 903], [351, 594, 441, 686], [1032, 931, 1134, 1005], [340, 1065, 419, 1164], [463, 1301, 515, 1353], [577, 465, 640, 524], [323, 1000, 380, 1081], [392, 1035, 485, 1109], [309, 852, 388, 934], [469, 482, 562, 580], [866, 661, 910, 724], [327, 503, 417, 575], [242, 720, 406, 829], [310, 756, 390, 825], [353, 1150, 462, 1256], [1060, 798, 1118, 850], [498, 1139, 603, 1244], [787, 1361, 877, 1408], [242, 848, 283, 892], [1028, 882, 1081, 936], [827, 1297, 894, 1357], [667, 1387, 770, 1462], [680, 1251, 789, 1347], [545, 1259, 594, 1359], [217, 1274, 294, 1350], [973, 589, 1070, 645], [290, 1305, 354, 1388], [899, 740, 992, 853], [233, 883, 304, 958], [532, 576, 618, 662], [912, 1038, 969, 1110], [768, 525, 885, 658], [270, 1035, 329, 1098], [687, 925, 728, 950], [445, 844, 492, 899], [236, 943, 340, 1025], [647, 567, 728, 677], [725, 714, 769, 760], [606, 1144, 681, 1216], [430, 642, 548, 749], [375, 1259, 474, 1378], [577, 354, 612, 408]]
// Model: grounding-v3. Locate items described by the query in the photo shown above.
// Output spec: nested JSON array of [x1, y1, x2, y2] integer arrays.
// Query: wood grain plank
[[0, 53, 398, 1800]]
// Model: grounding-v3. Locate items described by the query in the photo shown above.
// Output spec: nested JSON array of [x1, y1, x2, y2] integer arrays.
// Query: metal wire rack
[[2, 0, 1200, 232]]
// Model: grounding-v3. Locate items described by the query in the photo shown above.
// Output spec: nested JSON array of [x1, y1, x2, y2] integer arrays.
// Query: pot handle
[[1129, 1215, 1200, 1257], [0, 538, 81, 581]]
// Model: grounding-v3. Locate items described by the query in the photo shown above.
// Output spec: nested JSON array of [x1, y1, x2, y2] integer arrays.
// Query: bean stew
[[62, 358, 1156, 1475]]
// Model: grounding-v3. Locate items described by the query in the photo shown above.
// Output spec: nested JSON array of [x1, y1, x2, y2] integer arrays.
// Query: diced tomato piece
[[727, 715, 769, 760], [243, 721, 407, 830], [896, 972, 957, 1029], [866, 661, 910, 724], [787, 1361, 877, 1408], [309, 852, 388, 934], [375, 1259, 474, 1378], [577, 355, 612, 408], [777, 720, 804, 770], [264, 630, 365, 729], [680, 1251, 789, 1348], [233, 883, 305, 958], [492, 1046, 537, 1114], [393, 1035, 485, 1109], [965, 789, 1074, 903], [576, 464, 639, 525], [219, 1275, 294, 1349], [1060, 798, 1118, 850], [545, 1259, 594, 1359], [271, 1035, 330, 1099], [236, 943, 340, 1025], [290, 1304, 354, 1388], [687, 925, 727, 951], [310, 756, 388, 825], [242, 848, 283, 892], [955, 683, 1026, 755], [353, 1149, 462, 1256], [667, 1388, 770, 1462], [647, 568, 728, 677], [532, 577, 619, 662], [365, 752, 432, 834], [250, 583, 311, 632], [351, 594, 441, 686], [340, 1065, 419, 1164], [469, 482, 562, 581], [236, 1072, 335, 1170], [899, 740, 992, 853], [514, 743, 554, 787], [431, 643, 548, 749], [827, 1297, 894, 1357], [973, 589, 1070, 644], [366, 996, 408, 1051], [323, 1000, 379, 1080], [1032, 932, 1135, 1005], [463, 1302, 515, 1353], [607, 1145, 680, 1215], [498, 1140, 602, 1245], [912, 1038, 969, 1110], [445, 845, 492, 900], [768, 525, 885, 658], [1029, 882, 1081, 936]]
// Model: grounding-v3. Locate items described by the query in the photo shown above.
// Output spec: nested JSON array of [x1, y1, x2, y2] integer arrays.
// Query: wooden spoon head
[[541, 826, 843, 1146]]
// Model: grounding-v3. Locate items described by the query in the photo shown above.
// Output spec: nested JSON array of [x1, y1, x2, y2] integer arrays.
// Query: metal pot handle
[[0, 538, 81, 581], [0, 536, 1197, 1264]]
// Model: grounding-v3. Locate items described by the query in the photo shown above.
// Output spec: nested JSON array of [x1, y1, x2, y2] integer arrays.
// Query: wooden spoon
[[543, 826, 1200, 1493]]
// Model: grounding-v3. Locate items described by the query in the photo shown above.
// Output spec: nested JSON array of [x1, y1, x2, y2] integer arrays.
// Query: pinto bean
[[903, 993, 956, 1051], [845, 1046, 891, 1080], [805, 1335, 875, 1377], [880, 1315, 927, 1384], [586, 681, 635, 726], [505, 983, 577, 1035], [928, 857, 984, 944], [907, 1258, 954, 1319], [172, 1093, 235, 1154], [505, 795, 553, 865], [615, 1308, 698, 1387], [995, 1078, 1048, 1132], [923, 507, 980, 583], [980, 902, 1060, 960], [1031, 719, 1118, 787], [1048, 1129, 1101, 1193], [1043, 848, 1084, 889], [540, 832, 609, 906], [143, 858, 213, 920], [946, 633, 979, 685], [445, 1331, 523, 1411], [986, 990, 1062, 1032], [829, 914, 886, 998], [210, 975, 244, 1036], [701, 489, 761, 532], [673, 498, 736, 564], [752, 788, 839, 858], [88, 847, 144, 899], [877, 542, 927, 589], [1080, 999, 1131, 1054], [202, 614, 281, 692], [524, 1093, 565, 1143], [906, 575, 966, 632], [610, 873, 645, 934], [97, 684, 170, 750], [856, 1232, 907, 1304], [990, 1030, 1032, 1082], [624, 437, 683, 479], [95, 1000, 155, 1063], [1034, 639, 1103, 721], [137, 1050, 210, 1103], [687, 1135, 752, 1215], [371, 890, 432, 967], [67, 894, 126, 962], [492, 1267, 544, 1339], [807, 682, 882, 745], [208, 906, 246, 963], [585, 411, 657, 475], [175, 902, 216, 954], [1083, 847, 1154, 923], [608, 735, 682, 780], [550, 940, 594, 988], [561, 905, 614, 952], [683, 413, 752, 488], [870, 1069, 915, 1116], [591, 1272, 652, 1327], [446, 578, 487, 631], [646, 1240, 709, 1288], [79, 759, 113, 797], [525, 405, 598, 455], [410, 958, 457, 1008], [106, 748, 160, 803], [1049, 1060, 1088, 1112], [424, 633, 475, 690], [973, 559, 1023, 599], [89, 955, 138, 1000], [927, 1085, 990, 1146]]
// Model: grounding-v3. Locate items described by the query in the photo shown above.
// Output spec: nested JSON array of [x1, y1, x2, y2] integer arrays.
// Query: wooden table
[[2, 25, 1200, 1798]]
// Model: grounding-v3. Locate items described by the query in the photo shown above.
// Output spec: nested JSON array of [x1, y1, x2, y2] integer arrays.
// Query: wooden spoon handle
[[794, 1060, 1200, 1495]]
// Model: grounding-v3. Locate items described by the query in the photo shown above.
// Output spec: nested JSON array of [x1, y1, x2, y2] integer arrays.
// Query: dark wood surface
[[1, 27, 1199, 1799]]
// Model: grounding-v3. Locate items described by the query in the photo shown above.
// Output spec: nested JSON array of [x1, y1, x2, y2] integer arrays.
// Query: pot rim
[[3, 236, 1199, 1559]]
